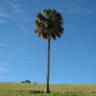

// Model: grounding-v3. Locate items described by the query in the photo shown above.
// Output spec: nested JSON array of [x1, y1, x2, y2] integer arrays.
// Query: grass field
[[0, 83, 96, 96]]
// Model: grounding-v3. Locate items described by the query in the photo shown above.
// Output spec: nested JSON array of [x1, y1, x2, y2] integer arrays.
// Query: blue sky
[[0, 0, 96, 84]]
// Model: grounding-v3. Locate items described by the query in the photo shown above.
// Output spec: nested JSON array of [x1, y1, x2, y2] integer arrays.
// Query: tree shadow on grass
[[29, 90, 44, 94]]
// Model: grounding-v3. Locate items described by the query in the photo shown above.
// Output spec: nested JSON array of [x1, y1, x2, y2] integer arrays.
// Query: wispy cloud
[[17, 48, 25, 52], [78, 0, 83, 2], [0, 10, 13, 19], [61, 0, 96, 15], [0, 61, 10, 66], [5, 54, 17, 60], [0, 52, 3, 55], [69, 0, 84, 3], [7, 1, 23, 14], [0, 66, 7, 73], [0, 18, 6, 23], [74, 0, 84, 3], [78, 7, 96, 14], [32, 9, 40, 13], [0, 2, 13, 22], [0, 1, 33, 34], [0, 61, 9, 76], [0, 1, 24, 23], [0, 60, 14, 81], [0, 76, 6, 80], [0, 0, 35, 36], [20, 26, 30, 35], [0, 75, 16, 81], [64, 7, 96, 14], [0, 61, 12, 82], [0, 43, 8, 48]]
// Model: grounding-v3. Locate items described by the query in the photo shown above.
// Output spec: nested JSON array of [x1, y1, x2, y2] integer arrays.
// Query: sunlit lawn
[[0, 83, 96, 96]]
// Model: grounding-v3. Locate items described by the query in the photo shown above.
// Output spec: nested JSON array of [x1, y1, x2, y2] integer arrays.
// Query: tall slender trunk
[[45, 36, 51, 93]]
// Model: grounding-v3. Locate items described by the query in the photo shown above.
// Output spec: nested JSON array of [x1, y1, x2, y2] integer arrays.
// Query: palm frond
[[35, 9, 64, 40]]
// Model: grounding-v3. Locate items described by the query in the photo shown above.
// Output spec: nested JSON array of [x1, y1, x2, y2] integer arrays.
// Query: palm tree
[[35, 9, 64, 93]]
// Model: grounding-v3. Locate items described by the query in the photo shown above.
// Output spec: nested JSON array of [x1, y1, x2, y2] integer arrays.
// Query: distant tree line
[[20, 80, 37, 84], [20, 80, 31, 84]]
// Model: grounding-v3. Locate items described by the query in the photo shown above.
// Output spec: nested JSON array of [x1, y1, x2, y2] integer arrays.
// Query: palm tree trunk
[[45, 36, 51, 93]]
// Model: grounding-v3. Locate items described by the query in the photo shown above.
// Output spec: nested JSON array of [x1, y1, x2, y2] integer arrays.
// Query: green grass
[[0, 83, 96, 96]]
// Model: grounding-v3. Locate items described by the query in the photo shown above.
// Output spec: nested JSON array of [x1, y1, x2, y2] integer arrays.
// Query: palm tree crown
[[35, 9, 64, 40]]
